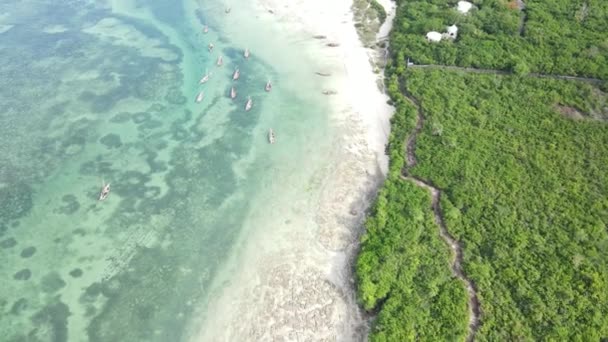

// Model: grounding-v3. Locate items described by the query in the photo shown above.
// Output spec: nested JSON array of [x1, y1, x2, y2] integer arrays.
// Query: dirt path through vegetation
[[402, 94, 481, 341], [408, 64, 605, 84]]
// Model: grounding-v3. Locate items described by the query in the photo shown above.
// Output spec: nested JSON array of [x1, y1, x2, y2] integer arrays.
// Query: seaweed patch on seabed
[[0, 183, 34, 221]]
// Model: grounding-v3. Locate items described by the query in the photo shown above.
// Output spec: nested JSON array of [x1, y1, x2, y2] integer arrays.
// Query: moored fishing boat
[[245, 96, 252, 111], [196, 91, 205, 103], [208, 43, 214, 52], [203, 25, 209, 33], [216, 55, 223, 66], [199, 70, 210, 84], [232, 67, 240, 81], [268, 128, 276, 144], [99, 182, 110, 201], [244, 48, 250, 59], [230, 86, 237, 99], [265, 80, 272, 92]]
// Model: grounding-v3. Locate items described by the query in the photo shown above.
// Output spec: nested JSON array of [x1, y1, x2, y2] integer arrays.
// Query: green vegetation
[[357, 83, 469, 340], [409, 70, 608, 340], [370, 0, 388, 24], [391, 0, 608, 78], [357, 0, 608, 340], [358, 179, 468, 341]]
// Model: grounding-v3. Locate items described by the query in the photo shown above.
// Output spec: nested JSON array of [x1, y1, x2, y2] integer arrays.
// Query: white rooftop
[[426, 31, 442, 42], [457, 1, 473, 14]]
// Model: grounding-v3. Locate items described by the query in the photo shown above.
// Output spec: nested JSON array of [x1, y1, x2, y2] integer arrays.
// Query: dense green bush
[[389, 0, 608, 79], [357, 1, 608, 340], [357, 177, 469, 342], [406, 70, 608, 340]]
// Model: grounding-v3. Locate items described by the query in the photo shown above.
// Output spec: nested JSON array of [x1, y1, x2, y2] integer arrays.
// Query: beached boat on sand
[[230, 86, 237, 99], [245, 96, 252, 111], [268, 128, 276, 144], [196, 91, 205, 103], [216, 55, 223, 66], [265, 81, 272, 92], [232, 67, 240, 81], [99, 182, 110, 201]]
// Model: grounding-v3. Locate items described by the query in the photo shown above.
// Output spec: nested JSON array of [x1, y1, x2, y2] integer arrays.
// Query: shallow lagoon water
[[0, 0, 334, 340]]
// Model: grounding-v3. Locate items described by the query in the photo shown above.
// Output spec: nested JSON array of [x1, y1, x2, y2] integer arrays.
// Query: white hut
[[446, 25, 458, 39], [426, 31, 442, 42], [457, 1, 473, 14]]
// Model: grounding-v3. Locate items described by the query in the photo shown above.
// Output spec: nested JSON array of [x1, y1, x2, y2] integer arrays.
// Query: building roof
[[457, 1, 473, 14]]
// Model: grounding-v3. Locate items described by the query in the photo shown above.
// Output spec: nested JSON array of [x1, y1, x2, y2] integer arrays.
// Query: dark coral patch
[[30, 300, 70, 342], [132, 112, 151, 124], [1, 237, 17, 249], [56, 194, 80, 215], [110, 112, 132, 123], [20, 246, 37, 258], [14, 269, 32, 280], [72, 228, 86, 236], [100, 133, 123, 149], [80, 283, 102, 303], [10, 298, 28, 315], [139, 119, 163, 130], [69, 268, 83, 278], [164, 86, 187, 105], [41, 272, 66, 293]]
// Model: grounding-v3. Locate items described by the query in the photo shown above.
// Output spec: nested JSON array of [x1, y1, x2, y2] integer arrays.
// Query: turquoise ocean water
[[0, 0, 334, 340]]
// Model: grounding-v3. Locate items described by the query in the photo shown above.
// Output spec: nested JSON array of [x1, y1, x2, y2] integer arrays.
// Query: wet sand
[[189, 0, 394, 340]]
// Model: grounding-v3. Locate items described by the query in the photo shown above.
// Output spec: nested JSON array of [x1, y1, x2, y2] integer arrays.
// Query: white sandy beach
[[190, 0, 395, 340]]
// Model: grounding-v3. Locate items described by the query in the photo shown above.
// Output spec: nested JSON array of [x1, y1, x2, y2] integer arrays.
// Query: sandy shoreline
[[189, 0, 394, 340]]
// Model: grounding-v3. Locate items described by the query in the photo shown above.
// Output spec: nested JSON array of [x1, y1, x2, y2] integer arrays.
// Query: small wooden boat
[[225, 7, 231, 13], [265, 80, 272, 92], [99, 182, 110, 201], [216, 55, 223, 66], [203, 25, 209, 33], [230, 86, 237, 99], [232, 67, 240, 81], [245, 96, 252, 111], [315, 71, 331, 77], [244, 48, 250, 59], [199, 70, 210, 84], [268, 128, 276, 144], [208, 43, 214, 52], [322, 90, 337, 95], [196, 91, 205, 103], [313, 35, 327, 39], [326, 42, 340, 47]]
